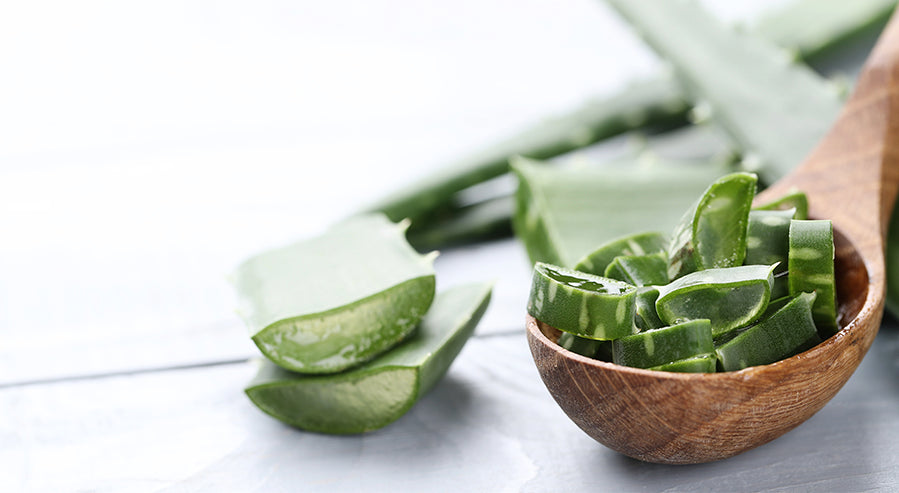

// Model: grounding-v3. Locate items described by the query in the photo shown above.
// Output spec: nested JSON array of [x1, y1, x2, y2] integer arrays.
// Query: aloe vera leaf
[[649, 353, 717, 373], [406, 195, 513, 251], [528, 262, 637, 340], [753, 0, 896, 64], [557, 332, 602, 359], [604, 252, 669, 287], [667, 172, 758, 279], [244, 282, 492, 434], [603, 0, 843, 186], [634, 286, 665, 332], [364, 0, 892, 228], [612, 319, 713, 369], [789, 219, 838, 336], [513, 157, 729, 268], [574, 232, 667, 276], [745, 208, 795, 299], [233, 214, 437, 374], [716, 292, 821, 372], [656, 264, 776, 337], [754, 189, 809, 219]]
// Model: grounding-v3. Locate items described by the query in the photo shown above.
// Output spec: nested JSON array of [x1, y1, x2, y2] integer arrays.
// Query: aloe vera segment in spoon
[[649, 353, 717, 373], [612, 319, 713, 369], [528, 263, 637, 340], [745, 209, 795, 298], [233, 214, 437, 374], [716, 292, 821, 371], [754, 190, 809, 219], [604, 252, 669, 287], [634, 286, 665, 332], [667, 172, 758, 279], [789, 219, 838, 336], [574, 232, 667, 276], [656, 264, 776, 337], [558, 332, 604, 359], [245, 282, 492, 434]]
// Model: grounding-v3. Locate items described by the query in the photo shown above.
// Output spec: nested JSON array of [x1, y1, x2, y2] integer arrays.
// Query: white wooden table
[[5, 1, 899, 491]]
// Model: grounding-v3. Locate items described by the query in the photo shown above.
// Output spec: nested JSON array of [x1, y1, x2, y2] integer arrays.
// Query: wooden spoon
[[526, 12, 899, 464]]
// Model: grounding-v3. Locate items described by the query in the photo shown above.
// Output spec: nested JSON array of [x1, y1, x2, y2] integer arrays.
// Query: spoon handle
[[761, 9, 899, 279]]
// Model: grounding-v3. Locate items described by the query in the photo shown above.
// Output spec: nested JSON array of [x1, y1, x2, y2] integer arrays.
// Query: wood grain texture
[[526, 9, 899, 465]]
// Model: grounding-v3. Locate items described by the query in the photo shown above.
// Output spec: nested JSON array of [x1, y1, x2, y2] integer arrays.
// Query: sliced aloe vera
[[245, 282, 492, 434], [604, 252, 669, 287], [574, 232, 667, 276], [745, 209, 795, 298], [513, 157, 730, 268], [558, 332, 603, 358], [234, 214, 437, 374], [634, 286, 665, 332], [612, 319, 713, 369], [754, 189, 809, 220], [528, 263, 637, 340], [649, 353, 717, 373], [716, 292, 821, 371], [667, 172, 758, 280], [656, 264, 776, 337], [789, 219, 838, 335]]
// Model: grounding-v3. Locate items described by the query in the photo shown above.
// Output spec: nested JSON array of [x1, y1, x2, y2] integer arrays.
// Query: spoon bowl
[[527, 11, 899, 464]]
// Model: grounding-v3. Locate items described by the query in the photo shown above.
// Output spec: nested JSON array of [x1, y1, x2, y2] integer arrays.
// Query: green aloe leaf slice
[[528, 263, 637, 340], [234, 214, 437, 374], [754, 189, 809, 219], [604, 252, 669, 287], [649, 353, 717, 373], [612, 319, 713, 369], [789, 219, 838, 336], [574, 232, 667, 276], [244, 282, 492, 434], [745, 208, 795, 298], [634, 286, 665, 332], [716, 292, 821, 371], [656, 264, 776, 337], [667, 172, 758, 280], [512, 157, 730, 268], [557, 332, 603, 359]]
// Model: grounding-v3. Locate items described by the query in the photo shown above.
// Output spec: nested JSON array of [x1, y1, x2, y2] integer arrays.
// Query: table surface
[[5, 1, 899, 491]]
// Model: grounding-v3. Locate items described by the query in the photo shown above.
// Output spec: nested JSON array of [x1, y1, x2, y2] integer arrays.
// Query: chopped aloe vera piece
[[634, 286, 665, 332], [574, 232, 667, 276], [528, 262, 637, 340], [716, 292, 821, 371], [604, 252, 669, 287], [245, 282, 492, 434], [234, 214, 437, 374], [656, 264, 776, 337], [612, 319, 713, 369], [745, 209, 795, 298], [789, 220, 838, 335], [558, 332, 603, 359], [513, 157, 730, 268], [754, 189, 809, 220], [649, 353, 717, 373], [667, 172, 758, 279]]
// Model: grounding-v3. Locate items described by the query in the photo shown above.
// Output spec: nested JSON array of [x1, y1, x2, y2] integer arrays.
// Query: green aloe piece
[[604, 252, 669, 287], [513, 157, 728, 268], [716, 292, 821, 371], [754, 189, 809, 220], [574, 232, 667, 276], [244, 282, 492, 434], [612, 319, 713, 369], [528, 262, 637, 340], [407, 195, 513, 251], [233, 214, 437, 374], [656, 264, 776, 337], [649, 353, 717, 373], [364, 0, 893, 227], [745, 208, 795, 299], [634, 286, 665, 332], [558, 332, 604, 359], [602, 0, 844, 186], [667, 172, 758, 280], [789, 219, 838, 336]]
